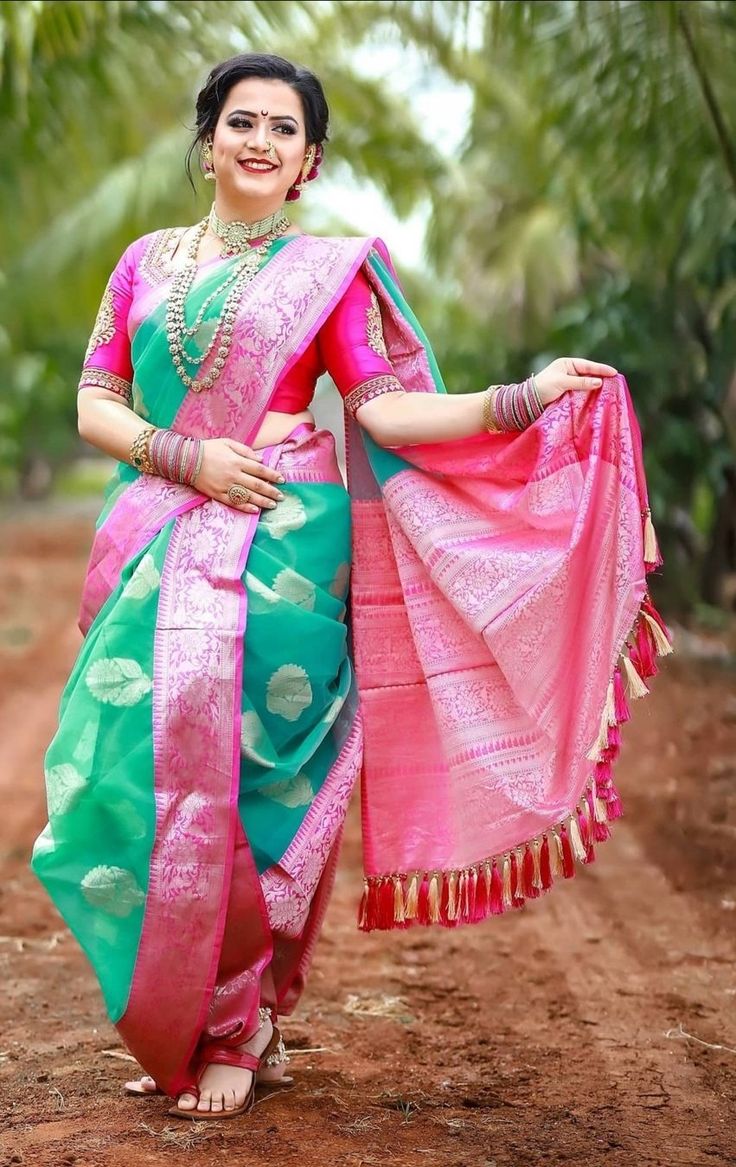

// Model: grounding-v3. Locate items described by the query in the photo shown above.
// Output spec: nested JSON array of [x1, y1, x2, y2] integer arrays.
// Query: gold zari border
[[79, 367, 133, 402], [344, 374, 403, 417]]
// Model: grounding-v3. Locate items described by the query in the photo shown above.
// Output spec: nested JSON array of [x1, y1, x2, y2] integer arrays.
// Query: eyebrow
[[228, 108, 299, 124]]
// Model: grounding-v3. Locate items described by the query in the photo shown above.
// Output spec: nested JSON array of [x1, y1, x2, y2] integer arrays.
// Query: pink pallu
[[349, 245, 671, 928]]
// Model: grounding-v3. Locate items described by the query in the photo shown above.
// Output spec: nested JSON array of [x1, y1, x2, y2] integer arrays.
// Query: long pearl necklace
[[166, 210, 291, 393]]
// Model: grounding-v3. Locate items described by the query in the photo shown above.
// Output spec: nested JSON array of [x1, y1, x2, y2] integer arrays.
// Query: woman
[[31, 52, 671, 1121]]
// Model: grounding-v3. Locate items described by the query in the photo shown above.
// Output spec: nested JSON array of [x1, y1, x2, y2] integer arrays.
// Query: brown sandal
[[167, 1018, 284, 1120], [124, 1023, 294, 1098]]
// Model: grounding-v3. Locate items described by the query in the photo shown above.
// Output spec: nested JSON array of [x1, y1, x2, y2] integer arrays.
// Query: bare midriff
[[249, 408, 315, 450]]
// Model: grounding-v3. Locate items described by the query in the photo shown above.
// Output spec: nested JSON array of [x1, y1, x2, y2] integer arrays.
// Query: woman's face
[[210, 77, 309, 208]]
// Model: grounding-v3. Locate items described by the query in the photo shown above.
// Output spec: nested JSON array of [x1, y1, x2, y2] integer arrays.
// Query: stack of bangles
[[129, 425, 204, 487], [482, 375, 545, 433]]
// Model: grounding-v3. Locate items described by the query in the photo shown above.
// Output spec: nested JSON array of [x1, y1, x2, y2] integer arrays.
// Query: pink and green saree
[[31, 229, 671, 1097]]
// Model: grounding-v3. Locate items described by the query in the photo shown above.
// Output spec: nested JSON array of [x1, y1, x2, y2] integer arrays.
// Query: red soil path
[[1, 513, 735, 1167]]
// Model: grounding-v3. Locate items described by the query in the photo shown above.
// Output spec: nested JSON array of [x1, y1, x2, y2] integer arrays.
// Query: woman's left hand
[[534, 358, 618, 407]]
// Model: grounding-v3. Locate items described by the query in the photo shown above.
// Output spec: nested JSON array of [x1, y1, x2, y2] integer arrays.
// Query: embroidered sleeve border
[[343, 374, 404, 417], [78, 367, 133, 403]]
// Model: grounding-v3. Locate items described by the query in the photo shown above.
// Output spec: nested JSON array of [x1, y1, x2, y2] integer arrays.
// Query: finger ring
[[227, 484, 251, 506]]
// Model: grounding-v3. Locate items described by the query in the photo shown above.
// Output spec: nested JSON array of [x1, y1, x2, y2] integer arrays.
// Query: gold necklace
[[166, 213, 291, 393], [207, 204, 289, 257]]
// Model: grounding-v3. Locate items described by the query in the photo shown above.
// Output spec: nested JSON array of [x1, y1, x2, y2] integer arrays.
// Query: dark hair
[[185, 52, 330, 186]]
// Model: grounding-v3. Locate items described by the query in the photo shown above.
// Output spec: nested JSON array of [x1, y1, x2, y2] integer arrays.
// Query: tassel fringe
[[358, 589, 672, 931], [621, 653, 649, 699], [643, 508, 660, 568]]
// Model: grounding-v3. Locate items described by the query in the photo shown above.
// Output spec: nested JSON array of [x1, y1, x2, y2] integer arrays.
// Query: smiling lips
[[238, 159, 278, 174]]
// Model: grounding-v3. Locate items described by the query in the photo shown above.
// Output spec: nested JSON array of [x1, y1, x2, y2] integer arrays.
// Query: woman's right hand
[[193, 438, 285, 513], [535, 357, 618, 406]]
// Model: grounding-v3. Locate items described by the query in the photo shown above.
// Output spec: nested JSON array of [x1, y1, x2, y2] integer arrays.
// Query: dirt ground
[[1, 511, 736, 1167]]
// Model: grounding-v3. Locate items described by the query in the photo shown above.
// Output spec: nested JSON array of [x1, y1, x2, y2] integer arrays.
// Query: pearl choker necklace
[[207, 204, 289, 255]]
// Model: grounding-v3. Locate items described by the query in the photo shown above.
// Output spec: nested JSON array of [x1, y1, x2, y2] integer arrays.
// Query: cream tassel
[[427, 873, 441, 923], [358, 880, 369, 929], [642, 610, 673, 656], [531, 838, 543, 890], [501, 856, 513, 909], [568, 813, 587, 863], [447, 871, 458, 921], [587, 680, 616, 760], [621, 653, 649, 699], [549, 830, 563, 877], [404, 873, 419, 920], [483, 860, 492, 899], [393, 875, 405, 924], [594, 795, 609, 824], [460, 868, 470, 918], [643, 509, 659, 563]]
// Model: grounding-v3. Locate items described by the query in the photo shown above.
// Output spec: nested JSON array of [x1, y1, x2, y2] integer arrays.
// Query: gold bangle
[[482, 385, 501, 433], [129, 425, 157, 474]]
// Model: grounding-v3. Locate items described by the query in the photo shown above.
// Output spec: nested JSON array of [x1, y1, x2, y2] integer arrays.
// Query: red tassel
[[376, 879, 394, 929], [613, 667, 631, 723], [489, 860, 504, 915], [641, 597, 671, 642], [592, 817, 611, 843], [606, 782, 625, 820], [439, 874, 450, 921], [416, 877, 430, 925], [560, 825, 576, 878], [606, 723, 621, 751], [595, 759, 613, 799], [362, 882, 379, 931], [540, 836, 553, 889], [475, 863, 489, 921], [522, 846, 540, 899], [510, 851, 525, 906], [632, 621, 658, 678], [577, 806, 590, 849], [467, 866, 478, 921], [587, 788, 611, 843], [577, 806, 596, 864]]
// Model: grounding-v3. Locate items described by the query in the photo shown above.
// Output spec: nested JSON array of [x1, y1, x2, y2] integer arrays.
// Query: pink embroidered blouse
[[78, 229, 402, 416]]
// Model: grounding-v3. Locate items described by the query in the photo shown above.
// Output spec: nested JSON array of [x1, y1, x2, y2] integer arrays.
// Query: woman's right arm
[[76, 244, 283, 511]]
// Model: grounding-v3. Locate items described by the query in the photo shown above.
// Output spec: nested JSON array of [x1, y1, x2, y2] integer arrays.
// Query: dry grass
[[342, 993, 411, 1019], [139, 1120, 213, 1149]]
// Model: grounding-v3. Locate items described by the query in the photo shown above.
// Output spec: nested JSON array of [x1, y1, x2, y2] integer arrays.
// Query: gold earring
[[293, 144, 317, 192], [202, 138, 215, 182]]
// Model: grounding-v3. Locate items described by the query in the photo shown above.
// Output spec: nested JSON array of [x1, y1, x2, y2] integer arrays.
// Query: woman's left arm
[[319, 267, 616, 447], [358, 357, 618, 447]]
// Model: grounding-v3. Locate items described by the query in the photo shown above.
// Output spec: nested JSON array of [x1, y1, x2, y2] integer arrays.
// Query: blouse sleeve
[[77, 243, 136, 404], [318, 266, 404, 417]]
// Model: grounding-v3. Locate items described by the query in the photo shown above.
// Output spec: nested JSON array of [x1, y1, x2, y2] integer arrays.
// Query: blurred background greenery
[[1, 0, 735, 616]]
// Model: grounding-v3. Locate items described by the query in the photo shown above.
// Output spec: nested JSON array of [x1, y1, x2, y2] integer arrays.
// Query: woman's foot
[[176, 1013, 275, 1114], [124, 1074, 160, 1095], [124, 1036, 292, 1096]]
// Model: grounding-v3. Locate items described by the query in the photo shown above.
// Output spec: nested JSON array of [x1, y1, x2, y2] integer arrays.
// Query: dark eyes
[[228, 117, 296, 135]]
